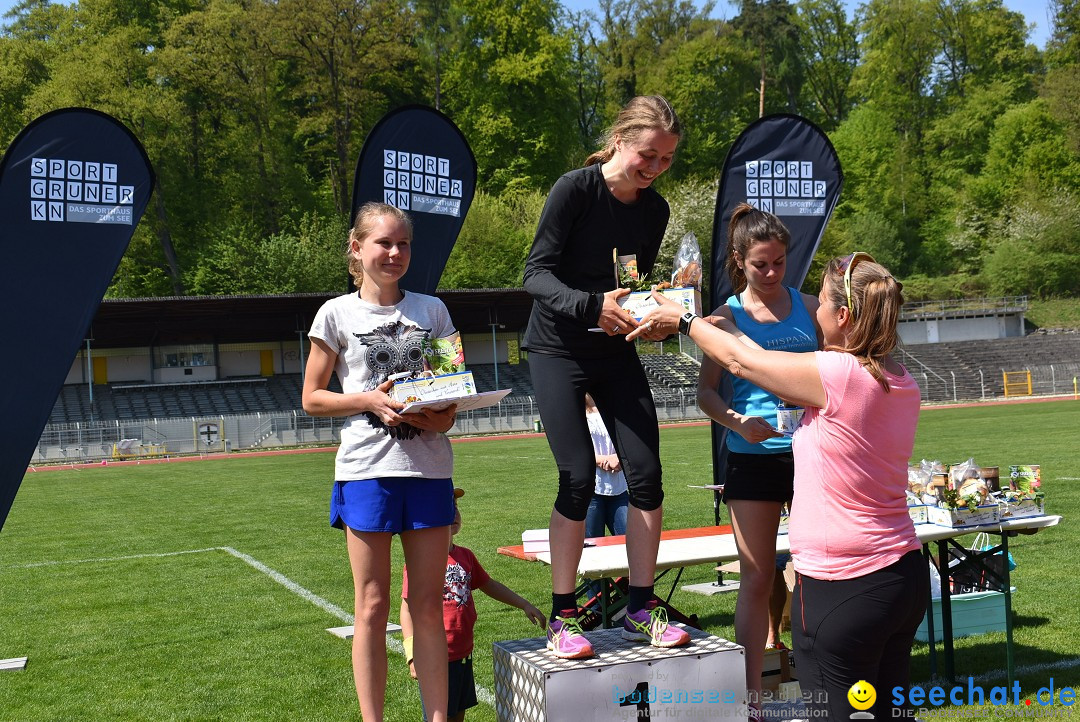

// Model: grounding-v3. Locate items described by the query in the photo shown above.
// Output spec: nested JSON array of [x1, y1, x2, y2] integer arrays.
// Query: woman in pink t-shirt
[[634, 253, 927, 721]]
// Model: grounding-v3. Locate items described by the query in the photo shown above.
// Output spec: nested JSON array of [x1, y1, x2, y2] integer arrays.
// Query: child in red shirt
[[401, 489, 545, 721]]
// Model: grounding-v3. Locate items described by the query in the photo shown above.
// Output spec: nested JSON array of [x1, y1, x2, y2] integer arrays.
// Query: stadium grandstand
[[33, 292, 1078, 464]]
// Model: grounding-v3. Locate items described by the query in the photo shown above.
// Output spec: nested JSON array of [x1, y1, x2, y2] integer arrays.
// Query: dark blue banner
[[0, 108, 154, 531], [708, 114, 843, 496], [351, 105, 477, 295]]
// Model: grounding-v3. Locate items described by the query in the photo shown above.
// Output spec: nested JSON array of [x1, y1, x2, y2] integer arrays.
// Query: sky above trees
[[560, 0, 1055, 46]]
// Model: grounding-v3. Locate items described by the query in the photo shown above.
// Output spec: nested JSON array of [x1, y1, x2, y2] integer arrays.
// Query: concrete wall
[[462, 333, 517, 365], [898, 313, 1024, 345]]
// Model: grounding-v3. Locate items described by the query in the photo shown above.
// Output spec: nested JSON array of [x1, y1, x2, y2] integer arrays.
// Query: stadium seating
[[467, 361, 535, 396], [900, 334, 1080, 401], [638, 353, 701, 389], [43, 334, 1080, 424]]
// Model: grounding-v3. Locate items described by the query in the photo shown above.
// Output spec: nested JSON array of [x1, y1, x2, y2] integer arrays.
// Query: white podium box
[[492, 625, 746, 721]]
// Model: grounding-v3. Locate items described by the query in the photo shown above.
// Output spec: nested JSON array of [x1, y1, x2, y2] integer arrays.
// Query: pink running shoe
[[546, 611, 594, 659], [621, 601, 690, 648]]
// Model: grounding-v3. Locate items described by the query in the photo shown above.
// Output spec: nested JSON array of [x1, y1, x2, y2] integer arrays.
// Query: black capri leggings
[[792, 549, 928, 721], [528, 351, 662, 520]]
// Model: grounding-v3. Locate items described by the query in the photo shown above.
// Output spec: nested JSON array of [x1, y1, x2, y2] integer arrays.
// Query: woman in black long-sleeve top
[[522, 95, 689, 659]]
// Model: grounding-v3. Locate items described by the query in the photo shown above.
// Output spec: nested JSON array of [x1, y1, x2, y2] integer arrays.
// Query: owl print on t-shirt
[[352, 320, 430, 439]]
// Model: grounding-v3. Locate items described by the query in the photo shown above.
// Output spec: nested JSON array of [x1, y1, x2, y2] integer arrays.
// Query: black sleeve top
[[521, 163, 670, 358]]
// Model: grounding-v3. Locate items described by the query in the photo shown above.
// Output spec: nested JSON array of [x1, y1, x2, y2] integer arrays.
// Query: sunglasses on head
[[837, 252, 875, 314]]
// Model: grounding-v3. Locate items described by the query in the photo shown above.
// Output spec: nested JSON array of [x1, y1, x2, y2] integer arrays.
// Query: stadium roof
[[87, 289, 534, 348]]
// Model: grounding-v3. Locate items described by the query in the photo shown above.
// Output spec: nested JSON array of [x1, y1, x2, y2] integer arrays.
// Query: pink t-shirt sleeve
[[789, 351, 922, 580]]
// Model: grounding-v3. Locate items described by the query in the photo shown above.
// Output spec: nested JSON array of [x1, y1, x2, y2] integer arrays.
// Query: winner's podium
[[492, 626, 746, 721]]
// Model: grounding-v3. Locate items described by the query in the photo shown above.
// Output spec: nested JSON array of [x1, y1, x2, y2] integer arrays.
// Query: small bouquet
[[615, 251, 656, 291]]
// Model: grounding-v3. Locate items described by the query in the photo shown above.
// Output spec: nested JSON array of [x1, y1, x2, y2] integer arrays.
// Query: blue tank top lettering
[[727, 287, 817, 454]]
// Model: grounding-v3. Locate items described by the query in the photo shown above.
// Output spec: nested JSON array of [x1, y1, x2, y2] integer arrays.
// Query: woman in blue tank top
[[697, 203, 821, 711]]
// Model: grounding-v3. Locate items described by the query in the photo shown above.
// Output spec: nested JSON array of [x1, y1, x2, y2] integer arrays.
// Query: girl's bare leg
[[401, 525, 452, 722], [345, 528, 393, 721], [728, 500, 784, 705]]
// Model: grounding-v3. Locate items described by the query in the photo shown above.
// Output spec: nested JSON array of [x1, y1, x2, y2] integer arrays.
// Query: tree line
[[1, 0, 1078, 301]]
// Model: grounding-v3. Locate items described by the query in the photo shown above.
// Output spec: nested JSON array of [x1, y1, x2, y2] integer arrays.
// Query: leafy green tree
[[272, 0, 419, 214], [797, 0, 857, 129], [439, 191, 546, 288], [917, 79, 1028, 274], [0, 1, 74, 157], [733, 0, 804, 116], [647, 22, 758, 176], [635, 0, 708, 47], [412, 0, 460, 110], [1047, 0, 1080, 65], [962, 101, 1080, 298], [1043, 0, 1080, 154], [828, 105, 905, 217], [828, 209, 904, 271], [594, 0, 642, 105], [564, 9, 606, 156], [828, 104, 930, 272], [1041, 68, 1080, 154], [924, 79, 1028, 180], [932, 0, 1037, 103], [442, 0, 578, 192], [982, 190, 1080, 298], [157, 0, 314, 239], [185, 213, 348, 295], [107, 228, 179, 298], [593, 0, 710, 112], [853, 0, 937, 143], [967, 99, 1080, 213]]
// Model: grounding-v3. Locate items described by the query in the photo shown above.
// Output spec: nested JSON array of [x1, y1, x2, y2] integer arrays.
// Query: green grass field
[[1, 400, 1078, 721]]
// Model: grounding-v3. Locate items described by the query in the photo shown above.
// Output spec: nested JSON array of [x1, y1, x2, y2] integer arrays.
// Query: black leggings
[[528, 352, 662, 520], [792, 549, 928, 721]]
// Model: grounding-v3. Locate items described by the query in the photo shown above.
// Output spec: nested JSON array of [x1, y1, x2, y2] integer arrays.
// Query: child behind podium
[[584, 393, 629, 540], [401, 489, 546, 722]]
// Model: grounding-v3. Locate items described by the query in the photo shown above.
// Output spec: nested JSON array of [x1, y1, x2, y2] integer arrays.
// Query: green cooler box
[[915, 589, 1014, 643]]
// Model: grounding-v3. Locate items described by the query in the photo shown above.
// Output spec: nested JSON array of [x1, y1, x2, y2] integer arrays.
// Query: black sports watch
[[678, 310, 698, 335]]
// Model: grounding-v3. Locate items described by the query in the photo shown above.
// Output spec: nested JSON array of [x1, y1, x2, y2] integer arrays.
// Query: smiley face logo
[[848, 680, 876, 711]]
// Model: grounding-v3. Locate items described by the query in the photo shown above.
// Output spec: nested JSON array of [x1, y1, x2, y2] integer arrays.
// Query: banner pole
[[491, 323, 499, 389], [85, 338, 94, 422]]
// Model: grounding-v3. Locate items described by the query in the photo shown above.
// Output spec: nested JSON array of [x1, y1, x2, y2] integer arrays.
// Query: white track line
[[5, 546, 496, 706], [7, 547, 224, 569], [916, 656, 1080, 687], [219, 547, 353, 623]]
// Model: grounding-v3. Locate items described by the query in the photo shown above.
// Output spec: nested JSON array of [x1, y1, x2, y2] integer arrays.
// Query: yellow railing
[[1002, 370, 1032, 398]]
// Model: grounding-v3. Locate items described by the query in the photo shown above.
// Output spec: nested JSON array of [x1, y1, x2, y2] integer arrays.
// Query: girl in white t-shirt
[[303, 202, 459, 722]]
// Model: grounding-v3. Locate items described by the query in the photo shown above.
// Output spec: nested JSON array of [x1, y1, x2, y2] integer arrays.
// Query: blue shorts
[[776, 552, 791, 570], [329, 478, 454, 533]]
